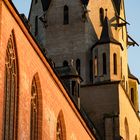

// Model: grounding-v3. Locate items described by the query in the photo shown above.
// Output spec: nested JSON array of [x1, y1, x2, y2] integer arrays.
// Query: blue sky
[[12, 0, 140, 84]]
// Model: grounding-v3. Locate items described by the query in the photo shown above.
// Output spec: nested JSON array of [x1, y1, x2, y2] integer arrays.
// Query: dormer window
[[64, 5, 69, 25], [100, 8, 104, 26]]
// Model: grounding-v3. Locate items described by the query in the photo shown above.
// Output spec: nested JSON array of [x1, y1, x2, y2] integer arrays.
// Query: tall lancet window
[[64, 5, 69, 25], [31, 73, 42, 140], [4, 30, 18, 140], [76, 59, 81, 75], [35, 16, 38, 36], [94, 56, 98, 77], [103, 53, 107, 74], [113, 53, 117, 75], [100, 8, 104, 26], [56, 111, 66, 140]]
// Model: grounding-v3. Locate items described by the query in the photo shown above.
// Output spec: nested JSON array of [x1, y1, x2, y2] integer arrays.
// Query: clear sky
[[12, 0, 140, 90]]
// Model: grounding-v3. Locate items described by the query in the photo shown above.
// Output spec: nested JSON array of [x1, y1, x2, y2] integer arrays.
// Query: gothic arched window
[[56, 111, 66, 140], [31, 73, 42, 140], [94, 56, 98, 77], [76, 59, 81, 75], [64, 5, 69, 25], [103, 53, 107, 75], [4, 30, 18, 140], [113, 53, 117, 75], [100, 8, 104, 26]]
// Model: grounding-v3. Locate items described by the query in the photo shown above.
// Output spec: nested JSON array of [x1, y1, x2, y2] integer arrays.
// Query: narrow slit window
[[100, 8, 104, 26], [113, 53, 117, 75], [35, 16, 38, 36], [90, 59, 93, 81], [103, 53, 107, 74], [64, 5, 69, 25], [94, 56, 98, 77], [76, 59, 81, 75]]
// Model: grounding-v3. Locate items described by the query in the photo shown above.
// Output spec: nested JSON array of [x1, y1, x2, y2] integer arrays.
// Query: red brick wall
[[0, 1, 95, 140]]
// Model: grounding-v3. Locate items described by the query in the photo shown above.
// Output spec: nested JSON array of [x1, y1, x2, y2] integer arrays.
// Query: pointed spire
[[41, 0, 51, 11], [99, 16, 121, 45], [113, 0, 122, 15]]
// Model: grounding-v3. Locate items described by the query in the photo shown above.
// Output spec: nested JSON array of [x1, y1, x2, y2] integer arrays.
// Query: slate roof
[[113, 0, 122, 15], [55, 65, 82, 81]]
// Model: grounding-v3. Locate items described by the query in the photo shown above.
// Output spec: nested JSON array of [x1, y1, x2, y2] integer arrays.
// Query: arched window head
[[4, 30, 18, 140], [113, 53, 117, 75], [130, 88, 134, 104], [103, 53, 107, 75], [76, 59, 81, 75], [94, 56, 98, 77], [56, 110, 66, 140], [100, 8, 104, 26], [31, 73, 42, 140], [124, 117, 129, 140], [63, 60, 68, 66], [64, 5, 69, 25]]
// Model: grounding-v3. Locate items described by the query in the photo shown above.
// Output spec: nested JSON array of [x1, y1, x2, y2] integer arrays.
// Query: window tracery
[[31, 73, 42, 140], [4, 31, 18, 140]]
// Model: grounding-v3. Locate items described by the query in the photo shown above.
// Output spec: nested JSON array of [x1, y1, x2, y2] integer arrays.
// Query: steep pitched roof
[[91, 17, 123, 50], [99, 17, 122, 45], [113, 0, 122, 15]]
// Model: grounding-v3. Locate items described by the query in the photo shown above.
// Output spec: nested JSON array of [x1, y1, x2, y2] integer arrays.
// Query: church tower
[[29, 0, 140, 139]]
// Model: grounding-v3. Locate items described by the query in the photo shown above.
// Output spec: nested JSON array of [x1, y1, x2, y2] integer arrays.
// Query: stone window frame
[[35, 16, 38, 36]]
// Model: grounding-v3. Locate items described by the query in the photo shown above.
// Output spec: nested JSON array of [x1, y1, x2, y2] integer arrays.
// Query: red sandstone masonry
[[0, 0, 96, 140]]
